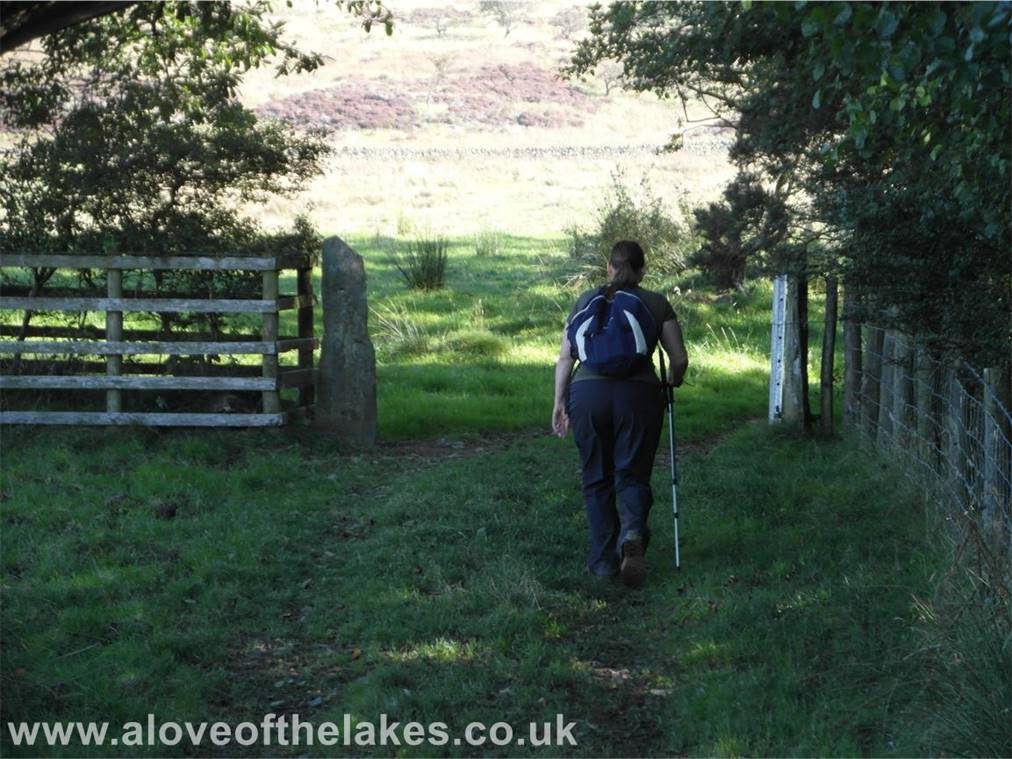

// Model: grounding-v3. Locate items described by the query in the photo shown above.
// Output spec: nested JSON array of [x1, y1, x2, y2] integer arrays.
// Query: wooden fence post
[[820, 276, 838, 436], [914, 338, 937, 469], [989, 367, 1011, 546], [768, 274, 788, 423], [782, 276, 806, 425], [893, 331, 914, 448], [946, 365, 969, 506], [297, 265, 315, 409], [106, 263, 123, 413], [842, 285, 862, 427], [862, 324, 884, 442], [261, 269, 281, 414], [799, 276, 812, 429], [877, 329, 896, 445], [982, 368, 999, 533]]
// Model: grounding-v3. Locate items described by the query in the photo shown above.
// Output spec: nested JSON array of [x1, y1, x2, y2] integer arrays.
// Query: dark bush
[[690, 173, 788, 292]]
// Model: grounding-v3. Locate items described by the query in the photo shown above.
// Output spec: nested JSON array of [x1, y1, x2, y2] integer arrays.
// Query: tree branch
[[1, 1, 137, 53]]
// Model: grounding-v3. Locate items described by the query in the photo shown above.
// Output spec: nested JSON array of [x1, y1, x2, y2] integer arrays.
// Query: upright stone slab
[[316, 236, 377, 448]]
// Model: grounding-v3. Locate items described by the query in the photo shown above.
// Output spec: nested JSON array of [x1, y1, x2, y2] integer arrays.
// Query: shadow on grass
[[2, 420, 938, 757]]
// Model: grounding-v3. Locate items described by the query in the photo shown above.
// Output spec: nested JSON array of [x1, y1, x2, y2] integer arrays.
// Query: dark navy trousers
[[567, 378, 665, 576]]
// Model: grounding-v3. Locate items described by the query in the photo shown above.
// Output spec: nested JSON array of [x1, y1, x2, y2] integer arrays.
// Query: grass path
[[2, 414, 938, 757], [217, 421, 937, 757]]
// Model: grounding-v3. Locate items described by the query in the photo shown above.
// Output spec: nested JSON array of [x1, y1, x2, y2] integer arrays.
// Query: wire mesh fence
[[845, 324, 1011, 556]]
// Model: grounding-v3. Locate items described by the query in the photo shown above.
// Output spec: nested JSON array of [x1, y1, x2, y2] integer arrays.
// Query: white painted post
[[768, 274, 788, 423]]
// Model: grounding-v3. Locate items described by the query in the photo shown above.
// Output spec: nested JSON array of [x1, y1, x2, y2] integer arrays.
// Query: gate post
[[316, 236, 377, 448], [768, 274, 788, 423]]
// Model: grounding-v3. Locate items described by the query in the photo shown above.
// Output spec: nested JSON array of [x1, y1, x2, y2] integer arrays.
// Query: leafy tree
[[551, 7, 587, 42], [570, 1, 1011, 367], [479, 1, 524, 38], [2, 2, 325, 257], [0, 1, 387, 338], [792, 1, 1011, 365], [692, 174, 789, 291], [596, 61, 624, 95]]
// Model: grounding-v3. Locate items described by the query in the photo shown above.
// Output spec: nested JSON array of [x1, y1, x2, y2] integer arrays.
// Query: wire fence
[[846, 325, 1011, 558]]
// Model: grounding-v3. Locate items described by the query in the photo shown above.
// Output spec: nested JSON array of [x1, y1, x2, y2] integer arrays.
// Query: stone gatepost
[[316, 236, 377, 448]]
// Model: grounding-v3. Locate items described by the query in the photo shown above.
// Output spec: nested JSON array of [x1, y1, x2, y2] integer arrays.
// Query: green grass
[[345, 234, 793, 440], [1, 234, 815, 439], [0, 420, 940, 757], [1, 236, 960, 756]]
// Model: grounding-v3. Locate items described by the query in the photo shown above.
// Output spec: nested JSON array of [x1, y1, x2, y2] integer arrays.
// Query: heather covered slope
[[236, 1, 735, 236]]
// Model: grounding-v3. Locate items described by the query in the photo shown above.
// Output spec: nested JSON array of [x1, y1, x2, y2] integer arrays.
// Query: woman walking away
[[552, 240, 688, 588]]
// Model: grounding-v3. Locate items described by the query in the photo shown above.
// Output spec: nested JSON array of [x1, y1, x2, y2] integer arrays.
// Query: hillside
[[240, 1, 735, 236]]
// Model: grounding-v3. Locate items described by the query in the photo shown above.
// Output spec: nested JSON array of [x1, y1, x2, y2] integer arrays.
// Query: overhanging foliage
[[570, 1, 1011, 366]]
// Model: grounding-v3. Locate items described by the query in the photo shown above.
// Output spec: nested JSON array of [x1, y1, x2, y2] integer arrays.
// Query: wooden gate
[[0, 252, 316, 426]]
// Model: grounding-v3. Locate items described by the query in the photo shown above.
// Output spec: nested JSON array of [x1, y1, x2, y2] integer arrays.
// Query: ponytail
[[606, 240, 645, 297]]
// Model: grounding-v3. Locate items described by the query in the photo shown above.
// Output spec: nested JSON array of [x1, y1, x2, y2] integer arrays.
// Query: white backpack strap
[[574, 315, 594, 362], [622, 310, 648, 354]]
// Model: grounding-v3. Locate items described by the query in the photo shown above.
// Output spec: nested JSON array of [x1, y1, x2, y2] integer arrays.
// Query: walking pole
[[658, 348, 681, 569]]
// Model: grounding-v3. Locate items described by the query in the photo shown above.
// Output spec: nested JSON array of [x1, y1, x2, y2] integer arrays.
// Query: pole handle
[[658, 344, 674, 405]]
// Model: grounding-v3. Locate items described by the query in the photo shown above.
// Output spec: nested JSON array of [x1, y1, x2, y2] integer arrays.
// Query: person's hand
[[666, 371, 684, 388], [552, 403, 570, 438]]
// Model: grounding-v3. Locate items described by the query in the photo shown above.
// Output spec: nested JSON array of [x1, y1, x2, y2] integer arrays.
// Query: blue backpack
[[567, 286, 658, 377]]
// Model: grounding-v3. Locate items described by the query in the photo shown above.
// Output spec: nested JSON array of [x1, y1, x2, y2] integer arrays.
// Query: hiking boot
[[620, 536, 645, 588]]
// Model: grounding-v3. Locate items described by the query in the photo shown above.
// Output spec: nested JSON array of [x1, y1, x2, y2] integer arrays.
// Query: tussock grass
[[898, 525, 1012, 757], [391, 236, 449, 290], [444, 330, 510, 358], [371, 302, 431, 357], [473, 229, 506, 257]]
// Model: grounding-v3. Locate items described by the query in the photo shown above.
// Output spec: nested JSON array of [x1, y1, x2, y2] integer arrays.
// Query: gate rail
[[0, 252, 316, 427]]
